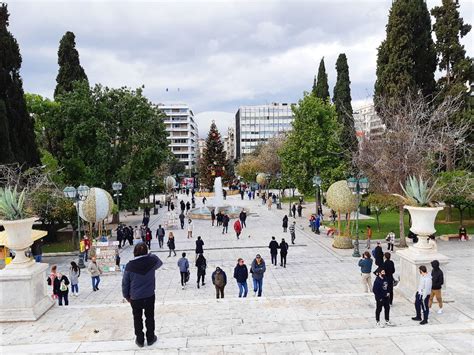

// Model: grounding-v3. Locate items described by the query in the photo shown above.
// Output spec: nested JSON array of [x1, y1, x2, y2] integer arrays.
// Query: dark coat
[[374, 246, 384, 266], [239, 211, 247, 221], [282, 216, 288, 228], [279, 241, 289, 255], [431, 260, 444, 290], [196, 255, 207, 276], [233, 264, 248, 283], [269, 240, 279, 255], [223, 215, 230, 227], [167, 238, 175, 250], [51, 275, 70, 294], [122, 254, 163, 300], [195, 239, 204, 254], [250, 259, 266, 280], [212, 268, 227, 287], [382, 260, 395, 280]]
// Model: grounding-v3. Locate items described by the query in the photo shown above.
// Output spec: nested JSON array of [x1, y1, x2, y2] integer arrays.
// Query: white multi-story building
[[197, 138, 206, 159], [158, 103, 199, 173], [353, 103, 385, 140], [223, 127, 235, 161], [235, 103, 294, 159]]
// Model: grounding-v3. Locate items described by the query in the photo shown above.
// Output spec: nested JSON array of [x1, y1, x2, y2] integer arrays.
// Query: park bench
[[440, 234, 461, 241]]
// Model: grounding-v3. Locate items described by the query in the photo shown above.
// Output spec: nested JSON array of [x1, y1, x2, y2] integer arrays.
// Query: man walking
[[239, 209, 247, 228], [179, 212, 185, 229], [222, 214, 230, 234], [250, 254, 266, 297], [233, 258, 248, 297], [156, 225, 165, 249], [386, 230, 395, 251], [211, 267, 227, 299], [88, 256, 102, 291], [177, 253, 189, 289], [382, 252, 395, 305], [122, 243, 163, 348], [289, 221, 296, 244], [373, 241, 384, 272], [429, 260, 444, 314], [279, 238, 289, 267], [412, 265, 432, 325], [268, 237, 279, 266], [373, 268, 394, 327], [366, 226, 372, 249], [195, 236, 204, 261]]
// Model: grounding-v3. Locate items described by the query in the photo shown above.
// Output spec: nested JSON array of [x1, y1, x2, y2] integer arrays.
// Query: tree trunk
[[459, 207, 464, 226], [398, 205, 407, 247], [445, 205, 452, 222]]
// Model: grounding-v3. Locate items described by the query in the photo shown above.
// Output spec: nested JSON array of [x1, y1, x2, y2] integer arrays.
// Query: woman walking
[[187, 219, 194, 239], [54, 272, 70, 306], [195, 253, 207, 288], [167, 232, 177, 257], [177, 252, 189, 289], [69, 261, 81, 296], [358, 251, 373, 293], [282, 215, 288, 232]]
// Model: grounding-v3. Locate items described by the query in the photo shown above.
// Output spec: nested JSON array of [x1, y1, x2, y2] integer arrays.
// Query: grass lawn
[[43, 240, 77, 253], [322, 209, 473, 240]]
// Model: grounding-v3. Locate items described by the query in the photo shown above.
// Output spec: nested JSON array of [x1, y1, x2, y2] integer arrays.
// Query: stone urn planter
[[1, 217, 37, 267], [405, 205, 443, 250]]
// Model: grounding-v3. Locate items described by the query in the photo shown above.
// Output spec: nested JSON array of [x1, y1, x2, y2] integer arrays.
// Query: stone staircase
[[1, 293, 472, 354]]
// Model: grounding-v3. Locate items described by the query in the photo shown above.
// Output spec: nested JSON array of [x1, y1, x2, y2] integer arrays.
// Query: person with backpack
[[279, 239, 289, 267], [156, 225, 165, 249], [282, 215, 288, 232], [233, 219, 242, 239], [54, 272, 70, 306], [268, 237, 279, 266], [177, 253, 189, 289], [233, 258, 248, 297], [69, 261, 81, 296], [211, 267, 227, 299], [167, 232, 176, 257], [429, 260, 444, 314], [195, 253, 207, 288], [250, 254, 266, 297]]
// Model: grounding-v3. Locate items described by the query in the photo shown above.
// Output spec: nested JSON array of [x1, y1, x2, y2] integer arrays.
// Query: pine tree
[[431, 0, 472, 96], [0, 3, 40, 166], [312, 58, 330, 101], [199, 122, 228, 190], [374, 0, 437, 117], [54, 31, 88, 98], [333, 53, 358, 155]]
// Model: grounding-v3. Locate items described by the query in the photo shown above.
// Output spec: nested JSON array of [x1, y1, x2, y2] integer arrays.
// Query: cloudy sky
[[8, 0, 474, 136]]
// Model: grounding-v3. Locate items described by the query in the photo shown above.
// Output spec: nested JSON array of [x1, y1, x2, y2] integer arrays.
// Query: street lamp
[[112, 182, 122, 223], [312, 175, 322, 216], [347, 177, 369, 258], [63, 185, 90, 268]]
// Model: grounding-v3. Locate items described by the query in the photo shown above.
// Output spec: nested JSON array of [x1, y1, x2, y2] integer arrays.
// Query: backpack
[[60, 279, 68, 292]]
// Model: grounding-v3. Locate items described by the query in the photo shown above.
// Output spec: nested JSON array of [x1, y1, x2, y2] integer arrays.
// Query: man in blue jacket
[[122, 243, 163, 348]]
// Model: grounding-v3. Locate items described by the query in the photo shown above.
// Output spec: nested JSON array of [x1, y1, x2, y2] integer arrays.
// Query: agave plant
[[0, 185, 28, 220], [395, 176, 439, 207]]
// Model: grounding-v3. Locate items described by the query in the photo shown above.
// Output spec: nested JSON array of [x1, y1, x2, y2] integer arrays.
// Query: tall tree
[[0, 3, 40, 166], [333, 53, 358, 156], [54, 31, 88, 98], [374, 0, 437, 120], [280, 95, 345, 195], [199, 122, 229, 190], [312, 58, 330, 101]]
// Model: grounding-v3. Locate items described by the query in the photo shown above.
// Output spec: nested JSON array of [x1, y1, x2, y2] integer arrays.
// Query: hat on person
[[256, 254, 261, 258]]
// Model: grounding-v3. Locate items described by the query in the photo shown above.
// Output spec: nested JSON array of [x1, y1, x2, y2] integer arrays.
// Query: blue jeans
[[415, 292, 430, 321], [92, 276, 100, 290], [71, 284, 79, 293], [34, 255, 42, 262], [253, 278, 263, 297], [237, 282, 248, 297]]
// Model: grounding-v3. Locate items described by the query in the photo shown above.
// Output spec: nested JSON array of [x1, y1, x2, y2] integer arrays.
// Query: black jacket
[[223, 215, 230, 226], [280, 241, 289, 255], [374, 246, 384, 266], [239, 211, 247, 221], [269, 240, 279, 254], [233, 264, 248, 283], [196, 255, 207, 275], [431, 260, 444, 290], [167, 238, 175, 250], [195, 239, 204, 254], [373, 275, 389, 301], [382, 260, 395, 280], [51, 275, 70, 294], [282, 216, 288, 228], [122, 254, 163, 300]]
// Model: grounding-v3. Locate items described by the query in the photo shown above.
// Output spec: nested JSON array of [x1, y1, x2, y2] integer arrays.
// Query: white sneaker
[[437, 309, 443, 314], [182, 286, 185, 290], [385, 321, 395, 327], [376, 322, 384, 328], [253, 292, 257, 297]]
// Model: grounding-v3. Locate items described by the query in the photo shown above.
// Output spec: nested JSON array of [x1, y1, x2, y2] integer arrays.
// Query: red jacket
[[234, 220, 242, 233]]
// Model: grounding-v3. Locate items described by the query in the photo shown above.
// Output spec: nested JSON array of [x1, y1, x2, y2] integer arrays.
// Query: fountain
[[188, 177, 244, 219]]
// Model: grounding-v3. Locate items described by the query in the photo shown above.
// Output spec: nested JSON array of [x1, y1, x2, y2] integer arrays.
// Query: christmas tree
[[199, 122, 229, 190]]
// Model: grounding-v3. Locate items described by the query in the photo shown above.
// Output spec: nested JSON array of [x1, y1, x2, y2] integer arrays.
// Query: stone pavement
[[1, 193, 473, 354]]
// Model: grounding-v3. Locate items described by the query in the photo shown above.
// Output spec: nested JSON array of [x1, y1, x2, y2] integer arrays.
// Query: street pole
[[353, 183, 361, 258]]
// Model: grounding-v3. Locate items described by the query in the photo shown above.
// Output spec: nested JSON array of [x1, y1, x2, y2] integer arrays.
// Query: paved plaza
[[1, 194, 473, 354]]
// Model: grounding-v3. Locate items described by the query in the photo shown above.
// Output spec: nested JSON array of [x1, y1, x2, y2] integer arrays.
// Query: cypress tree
[[54, 31, 88, 98], [374, 0, 437, 116], [0, 4, 40, 166], [333, 53, 358, 154], [431, 0, 472, 97], [312, 58, 330, 101]]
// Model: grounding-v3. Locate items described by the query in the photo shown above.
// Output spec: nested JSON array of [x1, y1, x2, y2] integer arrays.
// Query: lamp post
[[151, 179, 158, 215], [312, 175, 322, 216], [63, 185, 90, 268], [112, 182, 122, 223], [347, 177, 369, 258]]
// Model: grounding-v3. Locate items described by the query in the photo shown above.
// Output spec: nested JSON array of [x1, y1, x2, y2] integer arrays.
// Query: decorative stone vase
[[405, 205, 443, 250], [332, 235, 353, 249], [1, 217, 37, 268]]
